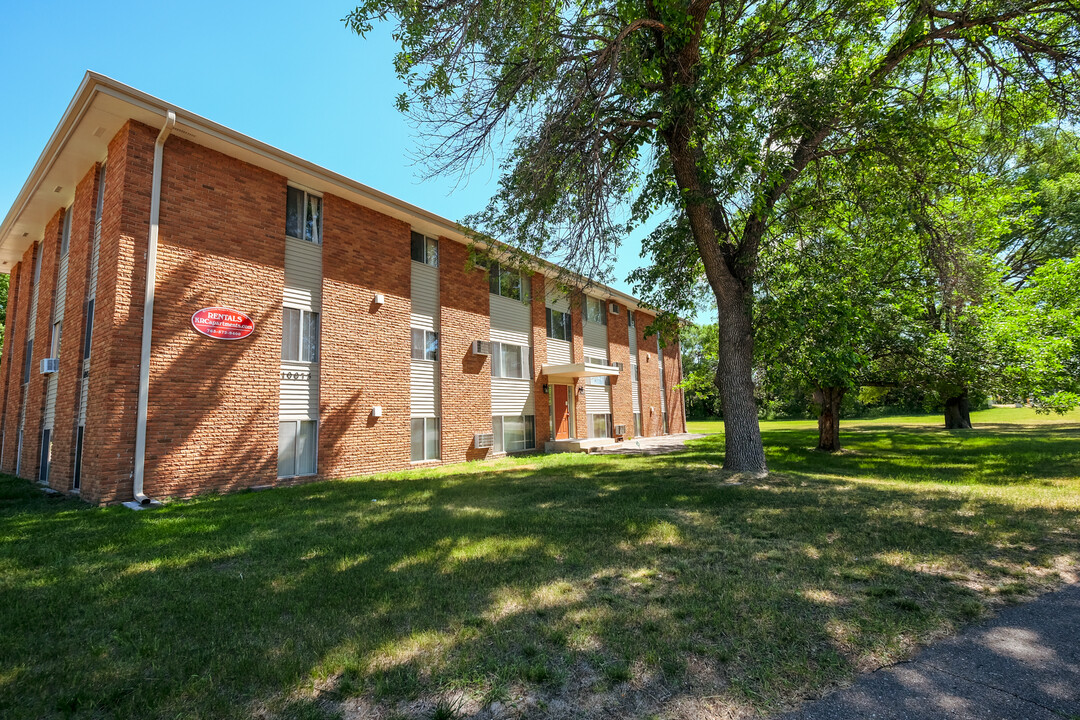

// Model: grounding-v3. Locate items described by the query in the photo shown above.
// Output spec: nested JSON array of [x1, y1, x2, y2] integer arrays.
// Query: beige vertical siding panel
[[283, 238, 322, 310], [410, 360, 440, 416], [546, 339, 572, 365], [410, 262, 439, 331], [584, 385, 612, 415], [490, 294, 531, 346], [491, 378, 534, 416]]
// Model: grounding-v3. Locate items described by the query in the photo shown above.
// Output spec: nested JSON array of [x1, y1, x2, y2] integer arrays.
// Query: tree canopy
[[348, 0, 1080, 470]]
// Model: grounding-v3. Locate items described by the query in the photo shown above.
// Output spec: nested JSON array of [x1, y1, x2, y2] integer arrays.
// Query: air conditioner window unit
[[40, 358, 59, 375], [474, 432, 494, 449], [473, 340, 493, 355], [609, 302, 619, 314]]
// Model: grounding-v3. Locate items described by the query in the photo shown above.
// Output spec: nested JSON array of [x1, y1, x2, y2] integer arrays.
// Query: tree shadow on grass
[[0, 436, 1077, 719]]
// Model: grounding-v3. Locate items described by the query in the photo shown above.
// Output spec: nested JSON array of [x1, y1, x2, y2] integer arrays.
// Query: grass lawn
[[1, 408, 1078, 719]]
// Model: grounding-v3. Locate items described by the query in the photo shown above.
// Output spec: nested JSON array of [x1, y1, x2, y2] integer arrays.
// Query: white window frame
[[587, 413, 612, 438], [491, 341, 531, 379], [493, 415, 536, 453], [411, 231, 439, 267], [278, 419, 318, 478], [411, 417, 441, 461], [584, 296, 607, 325], [286, 184, 323, 244], [411, 328, 439, 361], [282, 306, 320, 363]]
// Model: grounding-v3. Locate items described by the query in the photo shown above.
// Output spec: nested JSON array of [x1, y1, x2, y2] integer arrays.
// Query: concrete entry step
[[545, 437, 618, 454]]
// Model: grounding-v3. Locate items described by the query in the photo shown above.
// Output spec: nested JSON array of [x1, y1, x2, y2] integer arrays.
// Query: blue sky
[[0, 0, 683, 311]]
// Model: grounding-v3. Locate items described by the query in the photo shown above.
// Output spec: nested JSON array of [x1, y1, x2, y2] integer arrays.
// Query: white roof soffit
[[0, 72, 649, 312]]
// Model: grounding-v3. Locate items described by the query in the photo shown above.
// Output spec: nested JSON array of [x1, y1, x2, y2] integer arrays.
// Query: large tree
[[348, 0, 1080, 471]]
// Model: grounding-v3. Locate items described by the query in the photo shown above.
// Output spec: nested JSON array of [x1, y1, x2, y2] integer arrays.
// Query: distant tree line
[[680, 127, 1080, 449]]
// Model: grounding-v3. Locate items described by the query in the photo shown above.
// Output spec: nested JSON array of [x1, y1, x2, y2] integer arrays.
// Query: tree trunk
[[944, 390, 973, 429], [714, 288, 767, 473], [814, 387, 845, 452]]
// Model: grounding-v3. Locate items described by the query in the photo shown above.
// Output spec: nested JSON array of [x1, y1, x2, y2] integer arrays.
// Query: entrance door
[[553, 385, 571, 439]]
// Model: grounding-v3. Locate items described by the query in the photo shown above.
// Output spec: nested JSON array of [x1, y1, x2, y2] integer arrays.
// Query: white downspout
[[133, 110, 175, 505]]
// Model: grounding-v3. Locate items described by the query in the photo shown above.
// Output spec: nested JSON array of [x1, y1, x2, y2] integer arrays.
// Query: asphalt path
[[778, 583, 1080, 719]]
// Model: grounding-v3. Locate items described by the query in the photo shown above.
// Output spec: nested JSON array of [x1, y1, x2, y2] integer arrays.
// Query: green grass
[[1, 408, 1078, 719]]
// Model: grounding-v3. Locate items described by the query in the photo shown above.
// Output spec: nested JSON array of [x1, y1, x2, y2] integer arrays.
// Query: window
[[493, 415, 536, 453], [411, 417, 440, 461], [634, 412, 643, 437], [278, 420, 317, 477], [82, 299, 95, 361], [60, 207, 72, 257], [95, 164, 107, 222], [282, 307, 319, 362], [491, 342, 530, 379], [411, 231, 439, 266], [38, 429, 52, 484], [662, 412, 669, 435], [585, 356, 609, 386], [584, 296, 607, 325], [33, 243, 42, 285], [411, 328, 439, 361], [628, 309, 635, 327], [286, 186, 322, 244], [487, 262, 528, 302], [50, 321, 61, 357], [588, 413, 611, 438], [631, 361, 640, 383], [546, 307, 572, 341], [22, 338, 33, 384]]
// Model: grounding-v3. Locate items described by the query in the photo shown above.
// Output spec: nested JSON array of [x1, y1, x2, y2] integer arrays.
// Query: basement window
[[411, 417, 440, 461], [278, 420, 317, 477], [286, 186, 322, 244]]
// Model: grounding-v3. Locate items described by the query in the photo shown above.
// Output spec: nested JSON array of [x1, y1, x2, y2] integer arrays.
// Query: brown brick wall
[[319, 194, 412, 477], [569, 294, 587, 437], [138, 132, 285, 498], [0, 258, 26, 473], [635, 310, 663, 437], [607, 301, 634, 437], [22, 211, 65, 483], [529, 273, 550, 446], [49, 165, 100, 492], [78, 122, 156, 503], [2, 115, 690, 501], [663, 339, 687, 433], [439, 239, 491, 463], [6, 244, 39, 477]]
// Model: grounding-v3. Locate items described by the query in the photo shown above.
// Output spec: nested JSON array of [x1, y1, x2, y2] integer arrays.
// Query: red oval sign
[[191, 307, 255, 340]]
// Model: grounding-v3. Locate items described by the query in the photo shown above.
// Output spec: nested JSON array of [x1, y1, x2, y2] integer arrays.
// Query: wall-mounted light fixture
[[373, 293, 385, 306], [542, 384, 549, 394], [371, 405, 383, 418]]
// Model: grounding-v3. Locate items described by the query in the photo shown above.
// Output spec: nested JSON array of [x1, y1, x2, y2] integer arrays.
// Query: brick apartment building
[[0, 73, 686, 505]]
